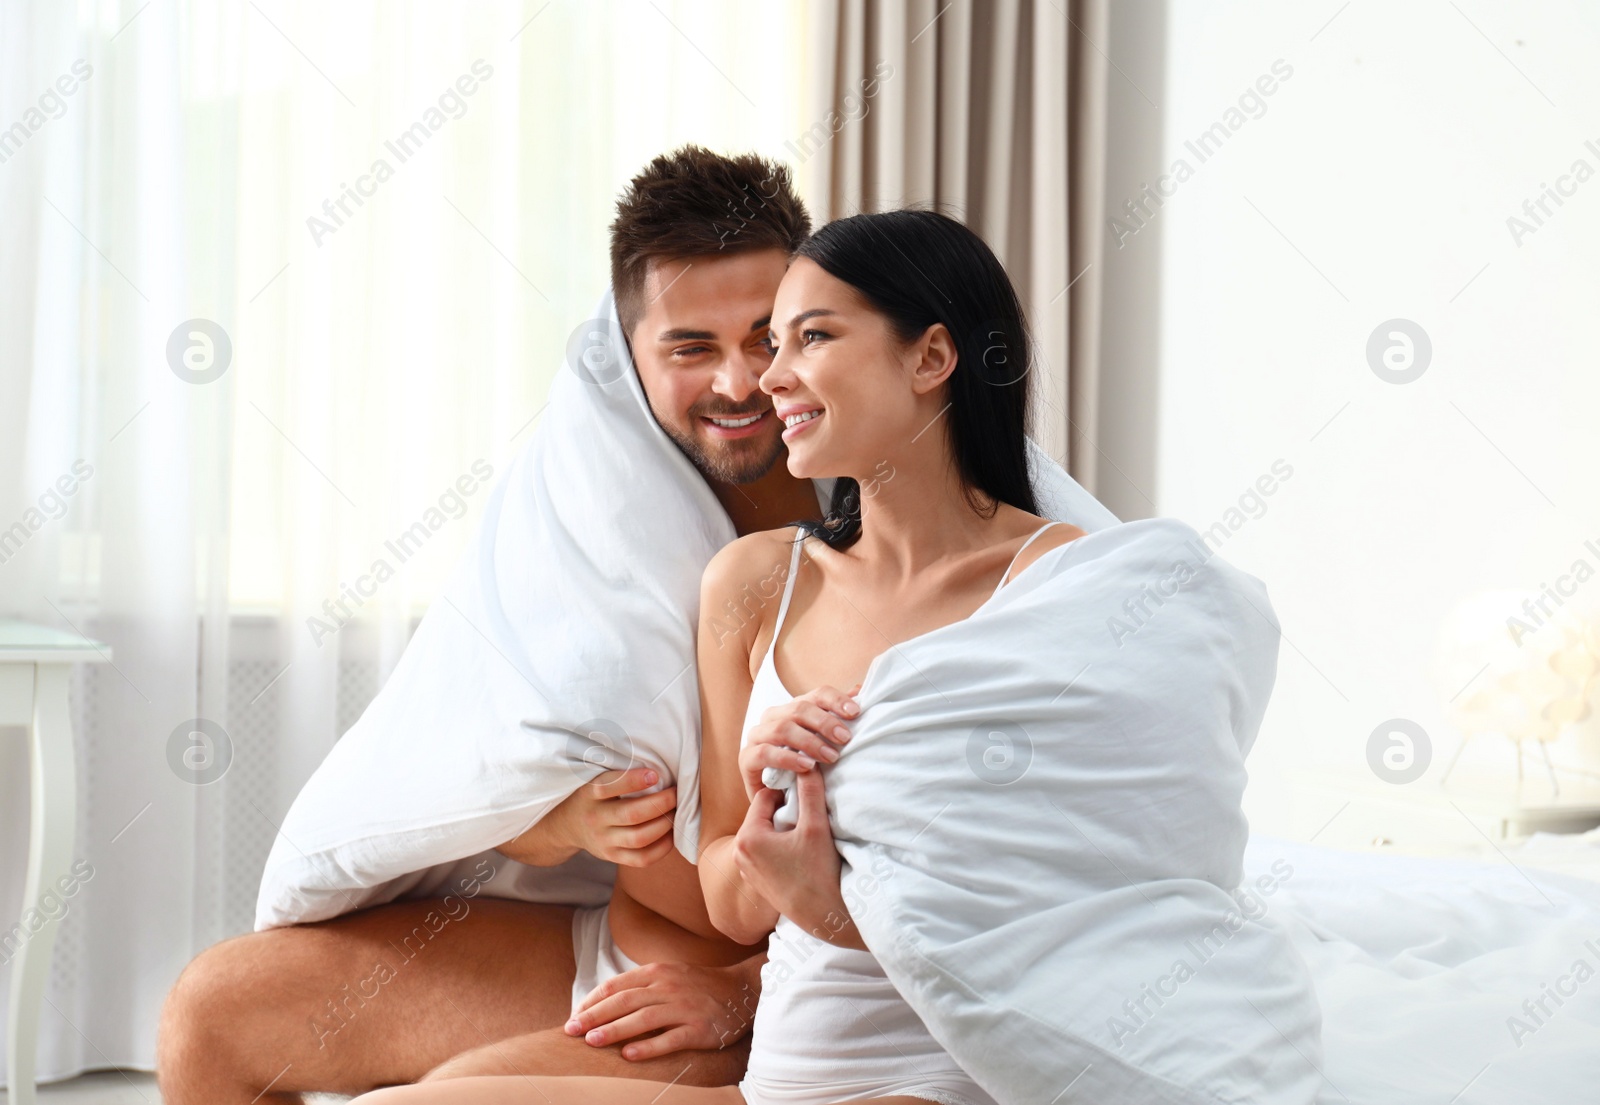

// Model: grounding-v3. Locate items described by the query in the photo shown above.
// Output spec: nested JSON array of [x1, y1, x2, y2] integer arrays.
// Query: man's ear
[[908, 323, 958, 396]]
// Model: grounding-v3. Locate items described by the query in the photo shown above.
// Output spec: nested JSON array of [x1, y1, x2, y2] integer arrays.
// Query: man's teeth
[[709, 413, 763, 428], [783, 411, 821, 429]]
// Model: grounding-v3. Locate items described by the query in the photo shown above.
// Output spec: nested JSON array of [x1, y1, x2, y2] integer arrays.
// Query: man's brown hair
[[609, 145, 812, 338]]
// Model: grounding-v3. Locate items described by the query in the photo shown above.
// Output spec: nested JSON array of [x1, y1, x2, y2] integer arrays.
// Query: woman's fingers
[[580, 1005, 672, 1047], [747, 717, 843, 765], [794, 762, 830, 832], [740, 744, 817, 797], [569, 982, 650, 1030], [791, 704, 852, 748], [804, 684, 860, 721], [621, 1025, 698, 1061], [743, 785, 785, 830], [774, 719, 840, 762], [741, 686, 863, 795]]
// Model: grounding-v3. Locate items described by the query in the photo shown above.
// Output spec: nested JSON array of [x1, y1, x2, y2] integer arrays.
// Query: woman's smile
[[777, 405, 824, 441]]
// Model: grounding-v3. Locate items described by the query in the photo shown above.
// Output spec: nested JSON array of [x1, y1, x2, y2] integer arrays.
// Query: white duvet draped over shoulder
[[254, 290, 736, 929], [827, 519, 1324, 1105], [255, 287, 1120, 930]]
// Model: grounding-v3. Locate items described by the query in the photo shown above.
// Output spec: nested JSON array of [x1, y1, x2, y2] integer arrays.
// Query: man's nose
[[713, 356, 765, 402]]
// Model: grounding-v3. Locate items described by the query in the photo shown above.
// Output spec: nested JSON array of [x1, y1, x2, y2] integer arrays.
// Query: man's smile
[[700, 408, 774, 439]]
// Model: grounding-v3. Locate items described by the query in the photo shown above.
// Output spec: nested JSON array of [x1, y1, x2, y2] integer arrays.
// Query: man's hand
[[732, 767, 866, 950], [564, 955, 764, 1060], [496, 767, 677, 867]]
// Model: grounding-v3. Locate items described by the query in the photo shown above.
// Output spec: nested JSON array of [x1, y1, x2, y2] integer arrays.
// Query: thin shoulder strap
[[992, 521, 1064, 597], [771, 532, 808, 639]]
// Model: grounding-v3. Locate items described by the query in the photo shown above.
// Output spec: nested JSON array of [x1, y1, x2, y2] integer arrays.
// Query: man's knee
[[160, 936, 251, 1056], [157, 932, 281, 1098]]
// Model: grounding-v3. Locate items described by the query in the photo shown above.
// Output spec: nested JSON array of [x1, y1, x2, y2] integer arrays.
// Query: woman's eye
[[801, 329, 830, 345]]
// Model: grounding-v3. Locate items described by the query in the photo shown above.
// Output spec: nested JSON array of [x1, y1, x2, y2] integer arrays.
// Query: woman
[[354, 209, 1082, 1104]]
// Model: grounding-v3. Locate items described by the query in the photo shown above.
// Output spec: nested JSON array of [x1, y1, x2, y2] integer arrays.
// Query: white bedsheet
[[1242, 836, 1600, 1104]]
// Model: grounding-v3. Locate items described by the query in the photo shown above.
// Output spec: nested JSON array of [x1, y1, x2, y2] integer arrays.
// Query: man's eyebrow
[[657, 316, 772, 342], [782, 308, 837, 330]]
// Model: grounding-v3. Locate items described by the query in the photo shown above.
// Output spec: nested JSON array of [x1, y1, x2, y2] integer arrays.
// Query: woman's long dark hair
[[790, 209, 1038, 549]]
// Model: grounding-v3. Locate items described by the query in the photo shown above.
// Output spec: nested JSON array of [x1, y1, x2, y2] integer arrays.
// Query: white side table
[[1, 620, 109, 1105]]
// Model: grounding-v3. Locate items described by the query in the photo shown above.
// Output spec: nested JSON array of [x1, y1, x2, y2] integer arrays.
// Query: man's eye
[[759, 335, 777, 355], [672, 345, 711, 359]]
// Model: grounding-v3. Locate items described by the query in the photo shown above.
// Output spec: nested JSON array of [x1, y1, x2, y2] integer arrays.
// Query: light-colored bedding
[[1242, 835, 1600, 1104], [821, 517, 1325, 1105]]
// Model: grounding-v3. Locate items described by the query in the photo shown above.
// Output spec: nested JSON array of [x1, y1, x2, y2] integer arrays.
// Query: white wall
[[1125, 1, 1600, 834]]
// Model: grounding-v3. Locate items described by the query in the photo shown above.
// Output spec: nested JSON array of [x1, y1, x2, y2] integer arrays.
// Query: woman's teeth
[[709, 413, 764, 428], [783, 411, 821, 429]]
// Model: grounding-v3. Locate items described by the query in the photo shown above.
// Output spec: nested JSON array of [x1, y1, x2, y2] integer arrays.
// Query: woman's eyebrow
[[782, 308, 838, 330]]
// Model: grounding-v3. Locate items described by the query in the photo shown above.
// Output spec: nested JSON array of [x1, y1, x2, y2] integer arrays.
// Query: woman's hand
[[565, 954, 763, 1059], [731, 766, 866, 950], [737, 684, 859, 798]]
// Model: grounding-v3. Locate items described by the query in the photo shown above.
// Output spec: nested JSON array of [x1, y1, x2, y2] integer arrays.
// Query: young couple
[[157, 148, 1095, 1105], [358, 183, 1085, 1105]]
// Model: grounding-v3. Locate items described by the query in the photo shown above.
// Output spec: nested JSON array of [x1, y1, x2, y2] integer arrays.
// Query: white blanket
[[255, 287, 1120, 930], [825, 518, 1325, 1105]]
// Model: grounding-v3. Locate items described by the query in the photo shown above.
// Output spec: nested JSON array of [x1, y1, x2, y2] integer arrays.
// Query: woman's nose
[[759, 350, 792, 395]]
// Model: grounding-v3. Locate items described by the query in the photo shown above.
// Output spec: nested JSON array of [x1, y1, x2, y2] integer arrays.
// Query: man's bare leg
[[157, 897, 738, 1105], [421, 1025, 748, 1085]]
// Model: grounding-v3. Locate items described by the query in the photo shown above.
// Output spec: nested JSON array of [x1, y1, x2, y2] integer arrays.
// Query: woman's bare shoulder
[[1005, 517, 1087, 581], [699, 526, 808, 653], [701, 526, 807, 601]]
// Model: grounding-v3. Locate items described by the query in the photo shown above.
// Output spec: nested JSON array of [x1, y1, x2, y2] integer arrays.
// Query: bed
[[1240, 828, 1600, 1103]]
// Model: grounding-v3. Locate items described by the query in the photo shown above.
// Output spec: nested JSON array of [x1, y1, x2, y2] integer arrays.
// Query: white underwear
[[572, 906, 989, 1105], [736, 921, 998, 1105], [739, 1074, 991, 1105], [568, 902, 641, 1017]]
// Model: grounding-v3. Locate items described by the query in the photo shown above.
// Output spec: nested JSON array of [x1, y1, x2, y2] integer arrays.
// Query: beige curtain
[[796, 0, 1109, 493]]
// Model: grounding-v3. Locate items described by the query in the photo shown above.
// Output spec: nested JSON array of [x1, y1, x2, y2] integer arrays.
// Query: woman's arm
[[696, 535, 785, 944], [697, 531, 860, 945]]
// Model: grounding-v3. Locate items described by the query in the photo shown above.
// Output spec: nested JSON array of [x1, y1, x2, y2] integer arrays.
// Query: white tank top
[[733, 524, 1059, 1101]]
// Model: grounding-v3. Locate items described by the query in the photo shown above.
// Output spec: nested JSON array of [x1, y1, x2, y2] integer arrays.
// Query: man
[[157, 146, 824, 1104]]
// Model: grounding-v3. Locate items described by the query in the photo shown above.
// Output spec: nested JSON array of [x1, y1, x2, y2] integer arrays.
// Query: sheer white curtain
[[0, 0, 809, 1080]]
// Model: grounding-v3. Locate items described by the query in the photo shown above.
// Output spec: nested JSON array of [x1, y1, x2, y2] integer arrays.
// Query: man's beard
[[658, 404, 786, 485]]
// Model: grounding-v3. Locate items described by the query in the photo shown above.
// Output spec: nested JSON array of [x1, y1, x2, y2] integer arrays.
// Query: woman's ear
[[908, 323, 958, 395]]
